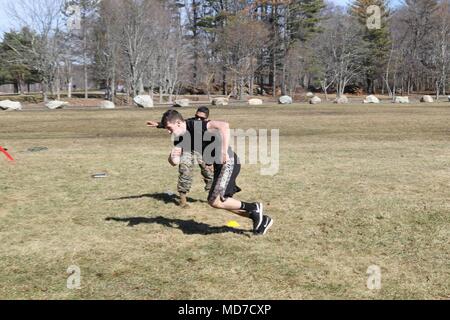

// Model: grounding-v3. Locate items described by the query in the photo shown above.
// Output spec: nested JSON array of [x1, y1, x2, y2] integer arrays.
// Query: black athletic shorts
[[208, 151, 242, 203]]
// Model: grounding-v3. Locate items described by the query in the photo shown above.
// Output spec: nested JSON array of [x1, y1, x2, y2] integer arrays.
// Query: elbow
[[168, 156, 180, 166]]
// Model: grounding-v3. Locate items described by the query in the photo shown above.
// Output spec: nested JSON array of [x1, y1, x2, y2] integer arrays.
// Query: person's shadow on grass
[[106, 193, 207, 205], [105, 216, 251, 237]]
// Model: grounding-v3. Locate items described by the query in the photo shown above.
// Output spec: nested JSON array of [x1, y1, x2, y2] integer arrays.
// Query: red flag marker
[[0, 146, 15, 162]]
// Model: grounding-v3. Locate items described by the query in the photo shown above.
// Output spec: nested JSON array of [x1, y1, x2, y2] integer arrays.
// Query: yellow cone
[[226, 220, 240, 228]]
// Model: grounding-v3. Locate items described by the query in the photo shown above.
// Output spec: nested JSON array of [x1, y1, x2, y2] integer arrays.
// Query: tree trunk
[[436, 80, 440, 100], [83, 13, 89, 100], [239, 77, 244, 101], [56, 67, 61, 100], [42, 81, 48, 103], [138, 77, 144, 95], [272, 54, 277, 97], [111, 67, 116, 102], [222, 67, 227, 95], [271, 6, 278, 98], [250, 76, 254, 96], [192, 0, 199, 86], [281, 61, 286, 96], [68, 76, 72, 99]]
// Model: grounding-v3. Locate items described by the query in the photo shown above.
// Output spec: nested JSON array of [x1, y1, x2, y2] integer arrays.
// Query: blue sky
[[0, 0, 13, 36]]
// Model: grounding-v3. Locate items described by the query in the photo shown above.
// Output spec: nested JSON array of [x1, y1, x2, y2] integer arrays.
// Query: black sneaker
[[255, 216, 274, 236], [250, 203, 264, 232]]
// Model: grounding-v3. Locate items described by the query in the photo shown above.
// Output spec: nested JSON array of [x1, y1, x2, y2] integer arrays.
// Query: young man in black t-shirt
[[152, 109, 274, 236], [147, 107, 214, 208]]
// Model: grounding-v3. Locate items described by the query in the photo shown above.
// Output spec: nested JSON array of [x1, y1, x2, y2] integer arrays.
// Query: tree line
[[0, 0, 449, 102]]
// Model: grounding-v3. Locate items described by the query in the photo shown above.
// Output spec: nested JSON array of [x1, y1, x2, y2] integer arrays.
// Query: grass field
[[1, 103, 450, 299]]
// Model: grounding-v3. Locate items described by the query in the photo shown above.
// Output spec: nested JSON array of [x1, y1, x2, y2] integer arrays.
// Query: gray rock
[[309, 96, 322, 104], [0, 100, 22, 111], [100, 101, 115, 109], [278, 95, 293, 104], [420, 95, 434, 103], [212, 97, 229, 106], [394, 96, 409, 104], [363, 95, 380, 104], [46, 100, 69, 110], [133, 95, 154, 108], [334, 95, 349, 104], [248, 98, 263, 106], [448, 96, 450, 102], [306, 92, 314, 98], [173, 99, 190, 107]]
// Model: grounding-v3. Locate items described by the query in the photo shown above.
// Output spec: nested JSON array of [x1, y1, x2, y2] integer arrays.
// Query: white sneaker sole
[[261, 218, 274, 236]]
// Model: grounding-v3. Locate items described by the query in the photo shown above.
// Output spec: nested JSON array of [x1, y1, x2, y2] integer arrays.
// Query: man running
[[153, 109, 274, 235], [147, 107, 214, 208]]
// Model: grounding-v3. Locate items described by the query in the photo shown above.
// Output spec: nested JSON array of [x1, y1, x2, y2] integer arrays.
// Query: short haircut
[[196, 106, 210, 118], [161, 110, 184, 128]]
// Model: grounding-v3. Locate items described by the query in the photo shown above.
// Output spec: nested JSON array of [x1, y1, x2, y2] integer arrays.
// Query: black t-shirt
[[174, 119, 234, 164], [173, 118, 210, 151]]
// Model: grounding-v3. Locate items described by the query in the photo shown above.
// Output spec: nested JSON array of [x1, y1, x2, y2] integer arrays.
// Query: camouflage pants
[[178, 151, 214, 194]]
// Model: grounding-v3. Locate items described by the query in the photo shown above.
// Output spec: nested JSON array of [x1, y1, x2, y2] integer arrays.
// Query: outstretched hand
[[147, 120, 160, 128]]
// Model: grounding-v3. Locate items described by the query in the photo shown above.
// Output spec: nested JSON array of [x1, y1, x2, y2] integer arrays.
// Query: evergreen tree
[[351, 0, 391, 94], [0, 28, 40, 93]]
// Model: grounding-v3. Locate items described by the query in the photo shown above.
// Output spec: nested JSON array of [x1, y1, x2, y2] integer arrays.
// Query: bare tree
[[315, 8, 364, 98], [434, 0, 450, 99], [117, 0, 166, 98], [7, 0, 65, 102], [217, 13, 270, 100], [333, 14, 364, 97], [152, 4, 187, 103], [93, 0, 122, 101]]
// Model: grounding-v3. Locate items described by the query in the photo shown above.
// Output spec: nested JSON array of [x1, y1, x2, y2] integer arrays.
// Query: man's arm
[[146, 120, 164, 128], [168, 147, 182, 166], [207, 120, 230, 164]]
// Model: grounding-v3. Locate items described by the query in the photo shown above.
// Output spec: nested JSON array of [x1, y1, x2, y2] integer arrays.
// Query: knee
[[208, 197, 223, 209]]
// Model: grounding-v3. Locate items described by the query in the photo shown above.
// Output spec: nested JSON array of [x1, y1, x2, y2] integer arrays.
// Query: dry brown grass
[[1, 103, 450, 299]]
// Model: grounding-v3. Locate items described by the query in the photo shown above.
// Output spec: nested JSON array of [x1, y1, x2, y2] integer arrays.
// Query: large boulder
[[212, 97, 229, 106], [248, 98, 263, 106], [420, 95, 434, 103], [0, 100, 22, 111], [173, 99, 190, 107], [363, 95, 380, 104], [309, 96, 322, 105], [394, 96, 409, 104], [46, 100, 68, 110], [306, 92, 314, 98], [334, 95, 349, 104], [278, 95, 293, 104], [100, 101, 115, 109], [133, 95, 154, 108]]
